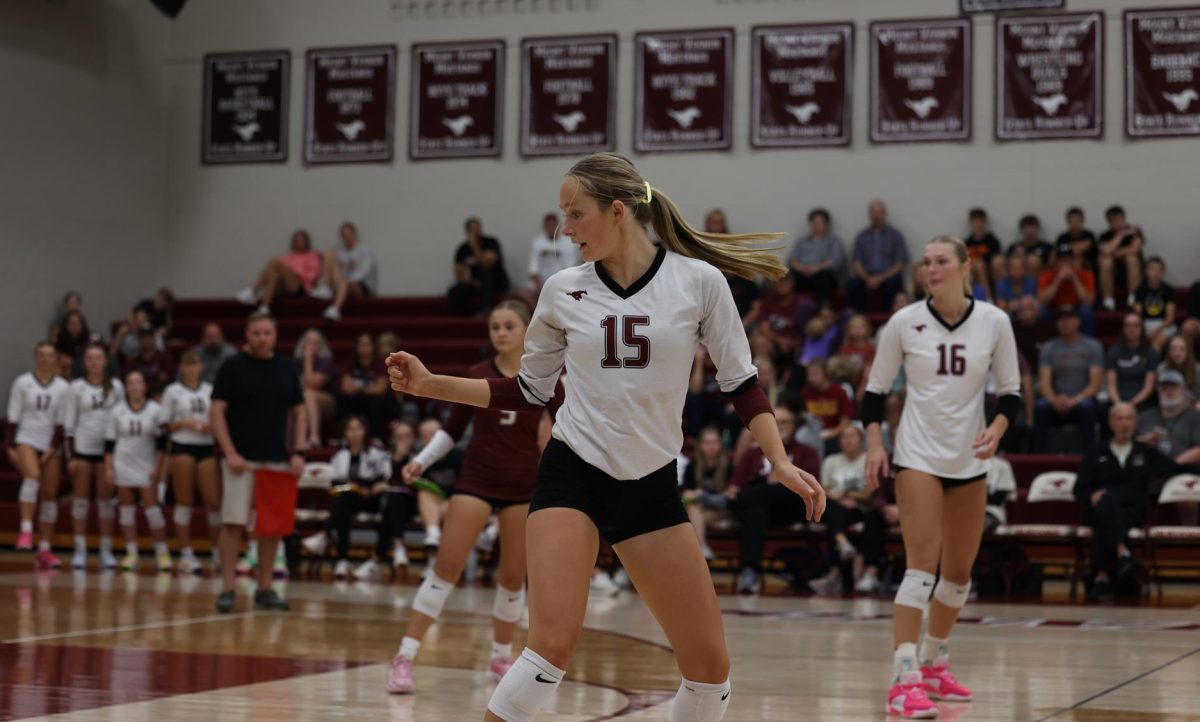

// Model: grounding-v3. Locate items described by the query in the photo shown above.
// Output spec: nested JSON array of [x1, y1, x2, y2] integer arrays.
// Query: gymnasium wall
[[0, 0, 168, 389]]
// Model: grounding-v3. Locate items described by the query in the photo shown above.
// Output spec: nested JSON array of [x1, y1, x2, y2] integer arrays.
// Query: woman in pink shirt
[[236, 230, 323, 314]]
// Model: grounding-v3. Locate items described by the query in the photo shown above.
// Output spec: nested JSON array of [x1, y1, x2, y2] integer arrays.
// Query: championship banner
[[635, 28, 734, 153], [1125, 7, 1200, 139], [202, 50, 289, 164], [751, 23, 853, 148], [520, 34, 617, 157], [870, 18, 972, 143], [410, 39, 505, 160], [961, 0, 1064, 13], [996, 13, 1104, 141], [304, 45, 396, 164]]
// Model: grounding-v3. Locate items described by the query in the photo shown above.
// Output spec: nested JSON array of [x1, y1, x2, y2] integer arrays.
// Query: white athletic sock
[[99, 537, 113, 554], [492, 641, 513, 659], [893, 642, 920, 684], [398, 636, 421, 660], [668, 676, 731, 722], [919, 635, 949, 667], [20, 520, 33, 534], [154, 542, 169, 557], [74, 535, 87, 551], [126, 541, 138, 556], [181, 546, 195, 558]]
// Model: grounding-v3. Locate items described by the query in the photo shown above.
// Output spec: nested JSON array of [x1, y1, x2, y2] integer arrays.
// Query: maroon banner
[[303, 45, 396, 164], [520, 34, 616, 157], [870, 18, 972, 144], [202, 50, 289, 164], [751, 23, 853, 148], [996, 13, 1104, 142], [960, 0, 1064, 13], [1125, 7, 1200, 139], [635, 28, 734, 153], [410, 40, 505, 160]]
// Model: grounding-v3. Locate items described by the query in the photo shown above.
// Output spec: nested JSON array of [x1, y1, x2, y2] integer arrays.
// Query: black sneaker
[[254, 588, 291, 611], [215, 590, 235, 614], [1087, 579, 1113, 603], [1117, 555, 1142, 582]]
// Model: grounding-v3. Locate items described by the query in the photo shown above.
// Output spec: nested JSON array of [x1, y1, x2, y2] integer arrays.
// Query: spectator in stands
[[518, 213, 579, 308], [751, 273, 812, 371], [378, 420, 418, 571], [848, 200, 908, 311], [1106, 314, 1159, 414], [1038, 241, 1097, 335], [1134, 257, 1176, 352], [797, 305, 840, 368], [680, 426, 733, 562], [910, 260, 928, 301], [447, 217, 510, 316], [964, 207, 1002, 289], [1097, 205, 1145, 311], [1137, 371, 1200, 462], [1007, 214, 1053, 277], [706, 209, 763, 325], [1076, 403, 1196, 602], [412, 417, 462, 556], [316, 221, 378, 322], [112, 307, 164, 361], [799, 359, 853, 455], [1034, 307, 1103, 452], [809, 425, 874, 595], [1057, 206, 1098, 271], [1184, 282, 1200, 342], [836, 314, 876, 399], [1159, 334, 1200, 408], [728, 406, 821, 594], [378, 332, 399, 359], [1013, 295, 1053, 375], [994, 253, 1038, 314], [53, 310, 92, 379], [300, 415, 393, 579], [236, 230, 324, 315], [337, 332, 394, 440], [294, 329, 337, 448], [190, 322, 237, 385], [48, 290, 83, 344], [787, 208, 844, 299], [134, 288, 174, 336], [120, 325, 174, 399]]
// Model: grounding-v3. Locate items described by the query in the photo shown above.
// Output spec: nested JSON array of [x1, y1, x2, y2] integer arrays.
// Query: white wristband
[[413, 429, 455, 470]]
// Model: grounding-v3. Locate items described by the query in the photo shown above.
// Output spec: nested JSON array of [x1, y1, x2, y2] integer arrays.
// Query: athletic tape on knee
[[933, 578, 971, 610], [894, 569, 937, 611], [19, 478, 39, 504], [173, 506, 193, 527], [411, 571, 455, 619], [207, 510, 222, 528], [668, 677, 732, 722], [71, 498, 90, 521], [39, 501, 59, 525], [492, 584, 526, 623], [144, 506, 166, 530], [119, 505, 137, 527], [487, 648, 565, 722]]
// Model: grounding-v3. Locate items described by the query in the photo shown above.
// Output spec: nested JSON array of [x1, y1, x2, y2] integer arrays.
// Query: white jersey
[[517, 248, 756, 479], [329, 446, 392, 485], [866, 299, 1020, 479], [106, 400, 165, 488], [161, 381, 215, 446], [65, 378, 125, 456], [527, 232, 581, 285], [6, 372, 70, 451]]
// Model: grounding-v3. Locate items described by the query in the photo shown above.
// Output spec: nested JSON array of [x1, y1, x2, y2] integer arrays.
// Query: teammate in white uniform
[[64, 344, 125, 569], [862, 236, 1021, 719], [387, 153, 825, 722], [162, 351, 221, 574], [5, 342, 70, 567], [105, 370, 171, 572]]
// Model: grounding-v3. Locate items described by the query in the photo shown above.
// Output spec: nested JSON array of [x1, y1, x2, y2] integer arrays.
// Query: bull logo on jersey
[[913, 324, 927, 333], [566, 290, 588, 302]]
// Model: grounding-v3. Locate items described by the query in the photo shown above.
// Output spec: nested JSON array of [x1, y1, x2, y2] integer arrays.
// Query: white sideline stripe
[[0, 611, 256, 644]]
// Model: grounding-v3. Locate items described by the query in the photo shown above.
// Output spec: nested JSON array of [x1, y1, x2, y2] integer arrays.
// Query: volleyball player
[[162, 351, 221, 574], [105, 370, 172, 572], [64, 344, 125, 569], [387, 300, 560, 694], [387, 153, 824, 722], [6, 342, 70, 568], [862, 236, 1021, 718]]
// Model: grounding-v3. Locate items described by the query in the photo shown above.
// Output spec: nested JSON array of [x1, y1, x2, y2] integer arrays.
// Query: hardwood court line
[[0, 610, 258, 644], [1033, 645, 1200, 722]]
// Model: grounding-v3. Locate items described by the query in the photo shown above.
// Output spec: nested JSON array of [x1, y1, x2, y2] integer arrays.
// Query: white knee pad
[[487, 648, 565, 722], [39, 501, 59, 525], [173, 506, 193, 527], [207, 510, 222, 529], [894, 569, 937, 611], [119, 505, 137, 527], [933, 578, 971, 610], [145, 505, 166, 530], [411, 572, 455, 619], [669, 677, 732, 722], [71, 498, 91, 521], [19, 478, 40, 504], [492, 584, 526, 624], [97, 499, 116, 521]]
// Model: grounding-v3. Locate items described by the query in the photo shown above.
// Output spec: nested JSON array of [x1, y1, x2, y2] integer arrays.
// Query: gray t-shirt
[[1106, 345, 1159, 403], [1040, 335, 1104, 397], [787, 234, 845, 273], [337, 244, 378, 290], [1137, 406, 1200, 459]]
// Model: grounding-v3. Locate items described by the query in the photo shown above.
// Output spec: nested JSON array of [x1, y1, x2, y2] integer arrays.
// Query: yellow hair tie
[[644, 181, 652, 204]]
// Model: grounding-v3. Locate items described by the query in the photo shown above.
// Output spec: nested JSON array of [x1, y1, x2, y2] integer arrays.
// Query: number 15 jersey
[[516, 247, 757, 480]]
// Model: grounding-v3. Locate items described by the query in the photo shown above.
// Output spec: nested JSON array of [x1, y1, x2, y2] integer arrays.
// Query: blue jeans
[[847, 275, 902, 312], [1033, 397, 1098, 452]]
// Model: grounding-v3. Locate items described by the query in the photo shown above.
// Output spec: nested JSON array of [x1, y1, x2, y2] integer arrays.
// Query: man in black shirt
[[210, 313, 306, 613], [447, 217, 511, 315], [1056, 206, 1097, 273], [964, 207, 1002, 289], [1096, 205, 1146, 311], [1006, 214, 1053, 277]]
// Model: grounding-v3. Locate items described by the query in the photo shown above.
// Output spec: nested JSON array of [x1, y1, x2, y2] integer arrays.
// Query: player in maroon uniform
[[387, 300, 562, 694]]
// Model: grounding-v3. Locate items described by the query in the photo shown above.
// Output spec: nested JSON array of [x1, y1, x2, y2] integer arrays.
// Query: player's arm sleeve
[[991, 315, 1023, 424], [6, 380, 22, 428], [413, 430, 456, 470], [104, 413, 117, 454], [488, 283, 566, 411], [862, 317, 903, 426], [699, 267, 772, 426], [154, 408, 169, 450], [63, 389, 79, 438]]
